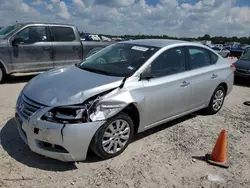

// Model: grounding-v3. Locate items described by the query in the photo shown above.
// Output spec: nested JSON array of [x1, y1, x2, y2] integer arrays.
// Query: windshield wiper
[[78, 65, 110, 75]]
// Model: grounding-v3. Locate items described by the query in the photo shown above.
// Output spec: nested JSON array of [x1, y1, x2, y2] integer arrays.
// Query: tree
[[201, 34, 211, 40]]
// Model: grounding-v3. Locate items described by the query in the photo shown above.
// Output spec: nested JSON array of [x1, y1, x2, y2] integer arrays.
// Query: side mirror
[[140, 65, 153, 80], [12, 36, 22, 46]]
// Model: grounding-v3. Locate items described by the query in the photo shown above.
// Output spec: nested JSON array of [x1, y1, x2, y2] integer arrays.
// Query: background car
[[234, 48, 250, 80], [211, 46, 230, 58]]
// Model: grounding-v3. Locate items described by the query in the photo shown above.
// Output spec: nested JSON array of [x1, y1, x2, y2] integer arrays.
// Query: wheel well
[[218, 82, 228, 94], [122, 104, 140, 134]]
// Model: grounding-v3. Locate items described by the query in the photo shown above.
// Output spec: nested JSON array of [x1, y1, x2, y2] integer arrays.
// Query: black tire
[[90, 112, 134, 159], [204, 85, 226, 115], [0, 66, 5, 83]]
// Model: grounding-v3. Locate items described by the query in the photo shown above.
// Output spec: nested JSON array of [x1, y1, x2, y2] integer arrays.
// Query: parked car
[[15, 39, 234, 162], [230, 46, 244, 58], [211, 47, 230, 58], [0, 23, 114, 82], [234, 48, 250, 79], [214, 44, 224, 49]]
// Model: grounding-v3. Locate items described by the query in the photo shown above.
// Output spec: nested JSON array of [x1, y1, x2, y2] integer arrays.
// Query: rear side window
[[188, 47, 216, 70], [51, 27, 75, 42]]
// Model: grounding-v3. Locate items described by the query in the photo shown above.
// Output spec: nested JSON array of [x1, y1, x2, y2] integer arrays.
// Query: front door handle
[[180, 81, 190, 87], [211, 73, 218, 79]]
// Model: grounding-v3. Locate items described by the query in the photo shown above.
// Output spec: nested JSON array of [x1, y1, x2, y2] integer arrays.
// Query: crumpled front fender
[[89, 87, 145, 121]]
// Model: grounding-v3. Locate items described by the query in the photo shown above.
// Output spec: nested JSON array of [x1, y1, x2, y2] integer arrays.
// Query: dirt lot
[[0, 58, 250, 188]]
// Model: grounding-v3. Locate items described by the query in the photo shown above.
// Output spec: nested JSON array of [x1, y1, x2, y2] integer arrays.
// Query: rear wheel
[[204, 86, 226, 115], [90, 112, 134, 159]]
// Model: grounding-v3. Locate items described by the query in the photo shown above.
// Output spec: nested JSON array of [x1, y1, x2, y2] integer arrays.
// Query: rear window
[[51, 27, 75, 42], [188, 47, 218, 70]]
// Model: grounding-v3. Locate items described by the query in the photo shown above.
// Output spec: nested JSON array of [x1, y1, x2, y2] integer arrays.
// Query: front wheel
[[204, 86, 226, 115], [90, 112, 134, 159], [0, 67, 4, 83]]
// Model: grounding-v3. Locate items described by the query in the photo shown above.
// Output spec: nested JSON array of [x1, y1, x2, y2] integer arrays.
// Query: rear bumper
[[15, 107, 106, 162]]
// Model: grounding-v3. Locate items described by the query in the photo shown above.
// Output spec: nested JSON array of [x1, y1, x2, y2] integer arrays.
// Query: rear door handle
[[180, 81, 190, 87], [211, 73, 218, 79], [72, 46, 79, 50], [43, 47, 51, 51]]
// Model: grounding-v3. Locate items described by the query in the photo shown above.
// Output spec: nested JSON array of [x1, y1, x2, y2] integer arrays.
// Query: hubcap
[[102, 119, 130, 154], [212, 89, 224, 111]]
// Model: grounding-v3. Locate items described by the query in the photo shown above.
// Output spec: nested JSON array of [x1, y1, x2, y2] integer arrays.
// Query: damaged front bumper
[[15, 107, 106, 162]]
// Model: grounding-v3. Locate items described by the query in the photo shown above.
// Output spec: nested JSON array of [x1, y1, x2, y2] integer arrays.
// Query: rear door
[[10, 26, 53, 72], [50, 26, 82, 68], [186, 46, 220, 109]]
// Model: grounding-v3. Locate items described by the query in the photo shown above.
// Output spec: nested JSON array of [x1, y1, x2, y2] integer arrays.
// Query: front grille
[[18, 95, 45, 120]]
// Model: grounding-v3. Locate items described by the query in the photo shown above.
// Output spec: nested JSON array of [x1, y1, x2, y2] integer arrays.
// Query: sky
[[0, 0, 250, 37]]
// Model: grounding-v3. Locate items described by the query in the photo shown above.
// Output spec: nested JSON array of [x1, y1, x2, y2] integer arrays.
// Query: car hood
[[23, 65, 124, 107], [234, 59, 250, 70]]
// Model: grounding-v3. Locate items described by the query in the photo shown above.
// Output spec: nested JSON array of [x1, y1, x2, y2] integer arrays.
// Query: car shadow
[[2, 74, 37, 84], [132, 113, 197, 142], [1, 114, 198, 166], [0, 118, 77, 171]]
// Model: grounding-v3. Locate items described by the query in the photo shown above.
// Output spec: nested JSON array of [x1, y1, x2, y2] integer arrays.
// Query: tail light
[[230, 64, 236, 72]]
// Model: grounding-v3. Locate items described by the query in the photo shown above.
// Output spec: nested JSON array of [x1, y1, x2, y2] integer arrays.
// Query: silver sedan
[[15, 39, 234, 162]]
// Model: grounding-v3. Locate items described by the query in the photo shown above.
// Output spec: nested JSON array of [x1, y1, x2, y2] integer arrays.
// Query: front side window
[[51, 27, 75, 42], [77, 43, 160, 77], [151, 47, 186, 78], [16, 26, 47, 44], [188, 47, 211, 69]]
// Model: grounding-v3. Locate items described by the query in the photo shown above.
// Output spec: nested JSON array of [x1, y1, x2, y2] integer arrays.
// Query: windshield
[[0, 24, 21, 38], [240, 49, 250, 61], [77, 43, 160, 77]]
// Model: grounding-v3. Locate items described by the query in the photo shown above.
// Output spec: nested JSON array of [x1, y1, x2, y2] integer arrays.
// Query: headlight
[[42, 105, 89, 124]]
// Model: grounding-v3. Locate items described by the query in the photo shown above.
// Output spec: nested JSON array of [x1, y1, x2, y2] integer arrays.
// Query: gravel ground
[[0, 57, 250, 188]]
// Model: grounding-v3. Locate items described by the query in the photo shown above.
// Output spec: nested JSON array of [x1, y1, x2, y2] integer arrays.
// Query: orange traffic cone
[[205, 129, 229, 168]]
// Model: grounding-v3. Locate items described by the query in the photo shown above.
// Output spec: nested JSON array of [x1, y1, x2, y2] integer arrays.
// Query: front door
[[141, 47, 192, 128], [10, 26, 53, 72], [50, 26, 82, 68]]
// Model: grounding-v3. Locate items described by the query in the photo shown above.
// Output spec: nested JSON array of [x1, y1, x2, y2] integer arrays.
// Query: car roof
[[119, 39, 191, 48], [20, 22, 76, 27]]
